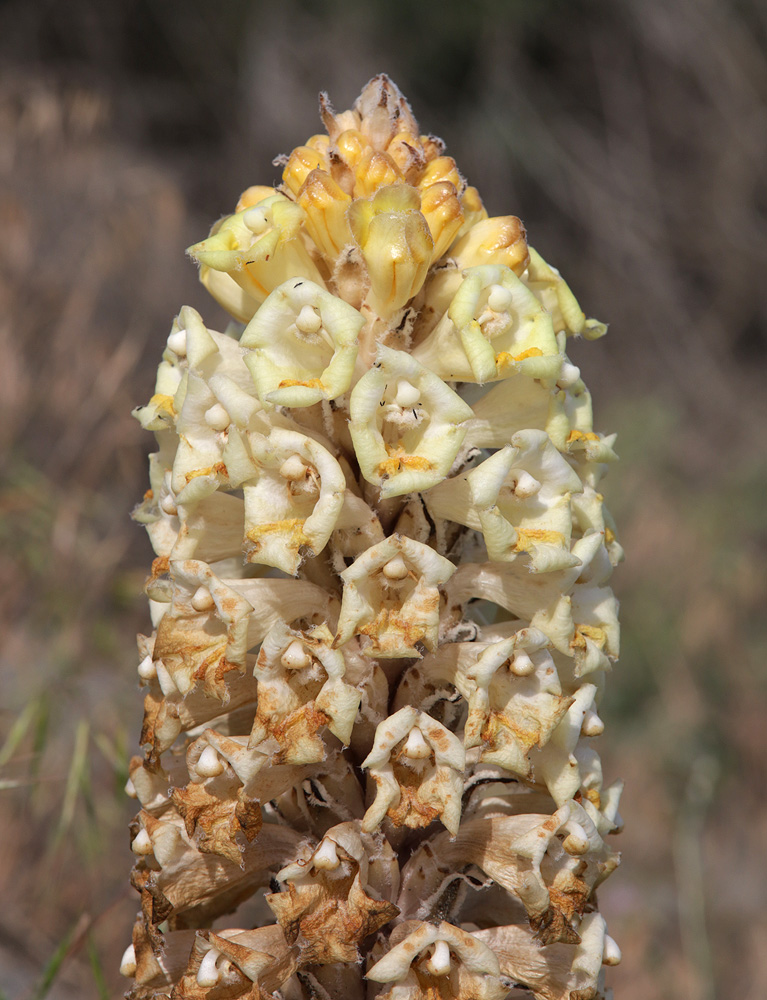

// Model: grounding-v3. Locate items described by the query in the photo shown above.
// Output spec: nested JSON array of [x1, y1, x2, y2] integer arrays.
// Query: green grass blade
[[87, 932, 110, 1000], [0, 699, 38, 769], [30, 923, 76, 1000], [51, 719, 90, 851]]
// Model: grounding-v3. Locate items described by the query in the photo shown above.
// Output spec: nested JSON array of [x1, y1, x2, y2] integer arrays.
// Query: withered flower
[[361, 706, 465, 835], [367, 921, 508, 1000], [126, 75, 623, 1000], [248, 620, 360, 762], [266, 820, 399, 963], [335, 533, 455, 656]]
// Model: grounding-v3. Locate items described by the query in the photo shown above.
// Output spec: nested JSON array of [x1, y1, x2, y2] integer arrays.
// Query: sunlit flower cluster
[[126, 76, 622, 1000]]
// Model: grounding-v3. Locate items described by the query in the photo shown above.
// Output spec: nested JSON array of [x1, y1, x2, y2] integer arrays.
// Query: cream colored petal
[[188, 194, 325, 308], [462, 375, 569, 451], [445, 558, 582, 654], [349, 345, 473, 498], [241, 277, 364, 406], [525, 246, 607, 340], [414, 264, 560, 383], [336, 533, 455, 656], [242, 427, 347, 574], [348, 184, 434, 316], [474, 911, 615, 1000]]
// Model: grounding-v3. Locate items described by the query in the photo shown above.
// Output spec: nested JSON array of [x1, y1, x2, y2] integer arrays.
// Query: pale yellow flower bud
[[297, 168, 352, 260], [348, 184, 434, 316], [353, 147, 404, 196], [281, 143, 327, 196], [451, 213, 530, 274], [419, 180, 464, 260], [188, 194, 325, 318]]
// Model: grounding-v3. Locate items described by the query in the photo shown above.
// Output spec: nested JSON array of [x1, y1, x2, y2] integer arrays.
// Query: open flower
[[266, 821, 399, 963], [414, 264, 561, 383], [426, 428, 584, 571], [241, 277, 365, 407], [367, 921, 508, 1000], [137, 307, 270, 510], [461, 632, 571, 776], [349, 345, 474, 498], [242, 427, 347, 574], [248, 620, 361, 763], [361, 706, 465, 835], [188, 192, 325, 320], [335, 534, 455, 657], [148, 560, 254, 700], [167, 924, 298, 998]]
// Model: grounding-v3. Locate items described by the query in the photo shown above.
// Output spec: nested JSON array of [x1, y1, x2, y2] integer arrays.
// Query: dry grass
[[0, 0, 765, 996]]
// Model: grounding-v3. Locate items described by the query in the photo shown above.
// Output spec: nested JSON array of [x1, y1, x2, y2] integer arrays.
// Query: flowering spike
[[129, 75, 623, 1000]]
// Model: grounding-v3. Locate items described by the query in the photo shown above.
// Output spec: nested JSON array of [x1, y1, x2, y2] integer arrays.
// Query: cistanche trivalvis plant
[[123, 75, 624, 1000]]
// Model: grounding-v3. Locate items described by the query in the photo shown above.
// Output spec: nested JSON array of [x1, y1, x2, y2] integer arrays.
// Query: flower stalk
[[126, 75, 623, 1000]]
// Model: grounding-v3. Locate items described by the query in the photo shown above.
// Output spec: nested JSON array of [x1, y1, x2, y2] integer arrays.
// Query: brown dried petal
[[367, 920, 507, 1000], [336, 534, 455, 657], [474, 912, 613, 1000], [171, 925, 297, 999]]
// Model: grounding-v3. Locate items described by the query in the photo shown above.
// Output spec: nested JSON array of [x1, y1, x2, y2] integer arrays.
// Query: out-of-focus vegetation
[[0, 0, 765, 996]]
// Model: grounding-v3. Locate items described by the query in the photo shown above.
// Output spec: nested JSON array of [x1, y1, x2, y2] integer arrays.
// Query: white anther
[[510, 650, 535, 676], [279, 454, 308, 480], [138, 654, 157, 680], [295, 304, 322, 335], [243, 207, 270, 234], [394, 379, 421, 407], [119, 943, 137, 977], [581, 709, 605, 737], [403, 726, 431, 760], [131, 828, 153, 855], [197, 744, 225, 778], [155, 660, 178, 696], [159, 493, 178, 516], [281, 640, 312, 670], [602, 935, 622, 966], [167, 329, 187, 356], [511, 470, 541, 499], [425, 939, 452, 976], [313, 837, 340, 870], [557, 361, 581, 388], [204, 403, 231, 431], [382, 555, 409, 581], [487, 284, 513, 313], [124, 776, 138, 799], [561, 821, 590, 855], [197, 948, 222, 987], [191, 586, 216, 613]]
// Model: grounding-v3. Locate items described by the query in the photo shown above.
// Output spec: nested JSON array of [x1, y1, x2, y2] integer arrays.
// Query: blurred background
[[1, 0, 765, 996]]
